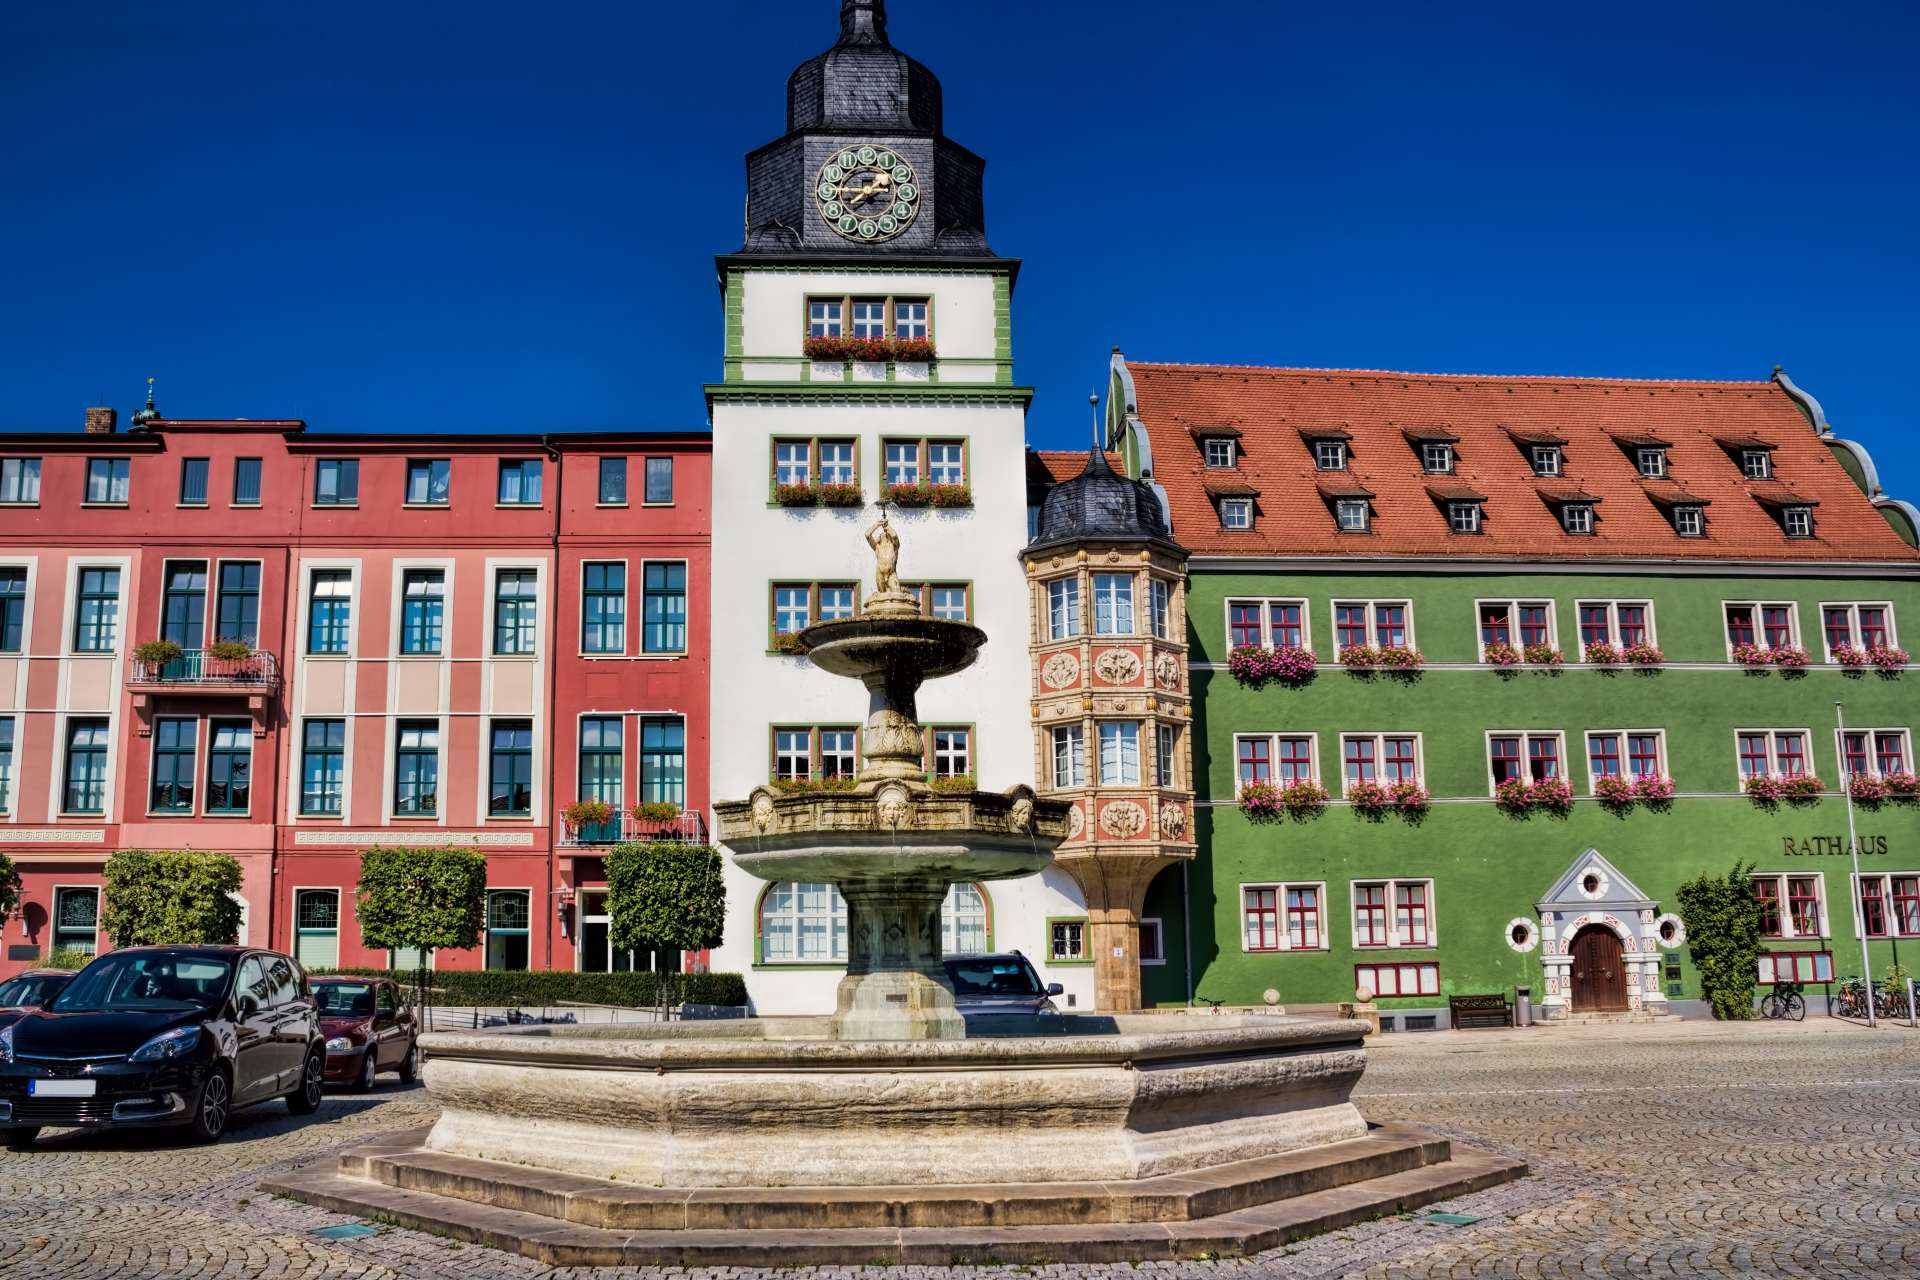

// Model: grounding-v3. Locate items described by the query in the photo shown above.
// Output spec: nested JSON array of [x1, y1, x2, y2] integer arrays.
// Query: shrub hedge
[[312, 967, 747, 1008]]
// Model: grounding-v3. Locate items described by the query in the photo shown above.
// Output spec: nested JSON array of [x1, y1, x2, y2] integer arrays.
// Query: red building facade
[[0, 409, 709, 978]]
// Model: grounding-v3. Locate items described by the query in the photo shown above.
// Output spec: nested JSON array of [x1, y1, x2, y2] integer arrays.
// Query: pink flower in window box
[[1271, 646, 1318, 683], [1622, 641, 1665, 666], [1346, 780, 1391, 817], [1238, 781, 1283, 820], [1868, 643, 1910, 671], [1339, 645, 1379, 671], [1884, 770, 1920, 800], [1227, 645, 1270, 684], [1732, 642, 1772, 667], [1770, 645, 1810, 671], [1522, 643, 1563, 667], [1593, 774, 1636, 813], [1391, 781, 1431, 814], [1781, 772, 1824, 802], [1278, 780, 1329, 818], [1527, 778, 1574, 814], [1494, 778, 1532, 814], [1582, 641, 1623, 666], [1848, 774, 1889, 807], [1374, 645, 1425, 671], [1482, 641, 1521, 668], [1633, 775, 1676, 807], [1830, 642, 1869, 669], [1744, 774, 1785, 804]]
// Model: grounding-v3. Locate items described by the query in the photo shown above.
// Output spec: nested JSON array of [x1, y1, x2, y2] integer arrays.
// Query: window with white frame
[[1820, 603, 1895, 657], [1150, 579, 1172, 640], [774, 440, 811, 487], [0, 716, 14, 812], [1672, 505, 1705, 537], [1046, 578, 1081, 640], [1092, 573, 1134, 635], [1352, 879, 1434, 948], [1478, 600, 1553, 654], [1782, 506, 1814, 538], [1227, 598, 1307, 650], [1586, 730, 1665, 785], [1334, 499, 1370, 532], [1203, 438, 1236, 468], [906, 582, 969, 622], [760, 882, 847, 962], [1341, 733, 1421, 790], [1156, 723, 1177, 788], [1241, 883, 1324, 952], [1575, 600, 1652, 651], [1724, 602, 1797, 653], [1837, 727, 1908, 779], [1049, 918, 1089, 962], [1356, 961, 1439, 998], [772, 726, 857, 783], [1235, 733, 1316, 790], [1488, 732, 1562, 788], [1220, 497, 1254, 530], [1856, 873, 1920, 938], [1560, 503, 1594, 535], [770, 581, 858, 639], [1313, 440, 1347, 471], [1098, 721, 1140, 786], [807, 299, 844, 338], [942, 883, 988, 953], [1138, 917, 1165, 964], [1447, 502, 1481, 533], [1750, 872, 1825, 940], [1332, 600, 1410, 652], [1741, 449, 1773, 480], [929, 726, 972, 780], [1636, 448, 1668, 479], [1050, 725, 1085, 789], [1530, 445, 1561, 477], [1737, 729, 1811, 781], [1421, 442, 1454, 473]]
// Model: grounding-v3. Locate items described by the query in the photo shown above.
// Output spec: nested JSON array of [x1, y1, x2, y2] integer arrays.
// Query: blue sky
[[2, 1, 1915, 491]]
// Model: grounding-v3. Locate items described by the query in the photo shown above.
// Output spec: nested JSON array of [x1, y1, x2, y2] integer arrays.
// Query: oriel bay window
[[489, 720, 534, 816], [1333, 600, 1409, 653], [215, 562, 261, 646], [64, 718, 110, 814], [485, 890, 531, 971], [1352, 879, 1434, 949], [581, 563, 625, 653], [1725, 602, 1796, 653], [1820, 602, 1894, 657], [492, 569, 538, 655], [1751, 873, 1824, 939], [300, 719, 346, 815], [1341, 734, 1420, 790], [394, 720, 440, 817], [73, 567, 121, 652], [1156, 723, 1178, 787], [400, 570, 445, 655], [161, 562, 208, 651], [1241, 883, 1324, 952], [205, 721, 251, 814], [307, 570, 352, 654], [1838, 728, 1908, 778], [1046, 578, 1081, 640], [1050, 724, 1086, 789], [642, 562, 687, 653], [150, 717, 197, 813], [1737, 730, 1810, 781], [1856, 874, 1920, 938], [1092, 573, 1134, 635], [1488, 732, 1562, 788], [1227, 598, 1306, 650], [1150, 578, 1172, 639], [1097, 721, 1140, 786]]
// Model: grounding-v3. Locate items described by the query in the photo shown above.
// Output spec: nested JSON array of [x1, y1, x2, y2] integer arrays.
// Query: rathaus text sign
[[1780, 835, 1889, 857]]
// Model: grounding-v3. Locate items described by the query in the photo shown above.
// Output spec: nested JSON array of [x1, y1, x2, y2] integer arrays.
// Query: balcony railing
[[559, 810, 707, 849], [126, 648, 281, 690]]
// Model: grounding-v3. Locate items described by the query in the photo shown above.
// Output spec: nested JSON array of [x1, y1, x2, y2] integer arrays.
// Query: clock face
[[816, 145, 919, 243]]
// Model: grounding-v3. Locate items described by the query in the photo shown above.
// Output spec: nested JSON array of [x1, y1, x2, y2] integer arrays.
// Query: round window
[[1504, 917, 1539, 953], [1511, 923, 1530, 946], [1582, 873, 1601, 894]]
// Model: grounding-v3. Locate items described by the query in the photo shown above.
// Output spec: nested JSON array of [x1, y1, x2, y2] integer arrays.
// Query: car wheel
[[354, 1048, 378, 1093], [397, 1041, 420, 1085], [286, 1051, 324, 1115], [3, 1127, 40, 1151], [188, 1070, 231, 1144]]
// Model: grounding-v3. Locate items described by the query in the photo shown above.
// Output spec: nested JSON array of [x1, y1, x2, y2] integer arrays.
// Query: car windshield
[[944, 958, 1043, 998], [51, 955, 233, 1012], [0, 975, 65, 1007], [313, 983, 376, 1016]]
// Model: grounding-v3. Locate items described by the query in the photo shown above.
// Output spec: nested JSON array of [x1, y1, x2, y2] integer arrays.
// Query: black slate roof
[[1026, 447, 1185, 559]]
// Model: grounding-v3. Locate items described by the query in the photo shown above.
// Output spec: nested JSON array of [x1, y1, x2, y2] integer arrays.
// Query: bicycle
[[1831, 976, 1869, 1020], [1760, 980, 1805, 1020]]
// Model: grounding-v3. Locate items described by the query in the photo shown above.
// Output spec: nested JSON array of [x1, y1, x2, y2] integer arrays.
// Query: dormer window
[[1636, 448, 1668, 479], [1742, 449, 1773, 480], [1531, 446, 1562, 477], [1315, 440, 1347, 471], [1335, 500, 1370, 532], [1220, 497, 1254, 530], [1448, 502, 1482, 534], [1422, 442, 1454, 474], [1204, 438, 1236, 469], [1783, 506, 1814, 538], [1562, 504, 1595, 535], [1672, 505, 1705, 537]]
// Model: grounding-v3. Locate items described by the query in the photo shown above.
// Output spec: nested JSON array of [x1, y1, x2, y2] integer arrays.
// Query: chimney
[[84, 407, 117, 435]]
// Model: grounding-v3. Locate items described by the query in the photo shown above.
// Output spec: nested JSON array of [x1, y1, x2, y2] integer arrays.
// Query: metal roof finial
[[839, 0, 888, 45], [131, 376, 160, 426]]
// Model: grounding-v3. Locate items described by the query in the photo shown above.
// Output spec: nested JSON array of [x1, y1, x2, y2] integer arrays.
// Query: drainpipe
[[542, 438, 563, 971], [1836, 700, 1875, 1027], [1180, 858, 1194, 1008]]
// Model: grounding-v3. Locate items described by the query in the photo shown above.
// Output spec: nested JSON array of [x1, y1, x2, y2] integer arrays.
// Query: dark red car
[[310, 977, 419, 1092]]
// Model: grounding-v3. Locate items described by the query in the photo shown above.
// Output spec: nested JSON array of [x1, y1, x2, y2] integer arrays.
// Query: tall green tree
[[1676, 861, 1763, 1020], [101, 850, 243, 947], [606, 842, 726, 1008], [355, 846, 488, 960]]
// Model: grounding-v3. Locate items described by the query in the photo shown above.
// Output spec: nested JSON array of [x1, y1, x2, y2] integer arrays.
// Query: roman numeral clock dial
[[816, 145, 919, 242]]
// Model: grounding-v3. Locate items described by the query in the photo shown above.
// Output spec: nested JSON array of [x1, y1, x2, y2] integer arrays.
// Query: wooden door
[[1570, 926, 1627, 1011]]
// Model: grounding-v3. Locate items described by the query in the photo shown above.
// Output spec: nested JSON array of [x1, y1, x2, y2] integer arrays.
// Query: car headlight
[[129, 1025, 202, 1063], [325, 1037, 353, 1054], [0, 1024, 13, 1064], [1038, 999, 1060, 1015]]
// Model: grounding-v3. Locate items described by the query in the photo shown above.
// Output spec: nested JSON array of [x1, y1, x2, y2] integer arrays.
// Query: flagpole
[[1836, 700, 1875, 1028]]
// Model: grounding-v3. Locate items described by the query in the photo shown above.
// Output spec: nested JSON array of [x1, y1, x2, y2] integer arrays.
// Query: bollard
[[1515, 985, 1533, 1028], [1908, 978, 1917, 1030]]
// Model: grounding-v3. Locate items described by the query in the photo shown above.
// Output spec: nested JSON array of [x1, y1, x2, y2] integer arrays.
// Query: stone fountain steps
[[263, 1125, 1526, 1265]]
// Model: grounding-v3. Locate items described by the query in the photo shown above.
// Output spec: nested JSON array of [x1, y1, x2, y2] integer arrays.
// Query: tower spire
[[838, 0, 888, 46], [131, 376, 159, 426]]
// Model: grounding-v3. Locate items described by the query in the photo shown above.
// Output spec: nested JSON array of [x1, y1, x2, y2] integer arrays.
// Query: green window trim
[[1046, 915, 1095, 966], [769, 723, 861, 785], [768, 435, 862, 502], [767, 580, 860, 649]]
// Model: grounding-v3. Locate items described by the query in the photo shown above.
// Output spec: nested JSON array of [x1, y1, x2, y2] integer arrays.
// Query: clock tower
[[705, 2, 1089, 1013]]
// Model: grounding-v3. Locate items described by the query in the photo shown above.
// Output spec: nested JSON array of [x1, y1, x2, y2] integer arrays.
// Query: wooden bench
[[1447, 993, 1513, 1029]]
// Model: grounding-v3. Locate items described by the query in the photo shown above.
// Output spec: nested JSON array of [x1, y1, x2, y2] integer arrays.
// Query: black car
[[0, 970, 75, 1031], [0, 946, 327, 1149], [944, 952, 1064, 1018]]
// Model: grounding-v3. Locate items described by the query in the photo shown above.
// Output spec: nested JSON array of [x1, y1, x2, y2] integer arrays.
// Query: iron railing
[[558, 810, 707, 848], [126, 647, 280, 688]]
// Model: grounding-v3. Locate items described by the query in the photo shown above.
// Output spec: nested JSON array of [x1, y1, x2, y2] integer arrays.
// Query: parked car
[[310, 976, 420, 1092], [943, 952, 1064, 1018], [0, 970, 76, 1031], [0, 946, 326, 1149]]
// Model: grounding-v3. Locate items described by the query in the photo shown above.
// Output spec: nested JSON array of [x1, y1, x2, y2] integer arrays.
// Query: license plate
[[30, 1078, 96, 1098]]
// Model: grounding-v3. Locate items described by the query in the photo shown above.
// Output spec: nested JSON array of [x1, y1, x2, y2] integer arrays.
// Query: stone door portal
[[1569, 925, 1628, 1011]]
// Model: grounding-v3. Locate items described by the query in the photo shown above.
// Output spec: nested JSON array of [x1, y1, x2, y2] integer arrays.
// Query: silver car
[[944, 952, 1063, 1018]]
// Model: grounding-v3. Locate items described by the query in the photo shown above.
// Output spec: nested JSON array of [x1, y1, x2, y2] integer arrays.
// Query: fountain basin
[[416, 1014, 1370, 1189]]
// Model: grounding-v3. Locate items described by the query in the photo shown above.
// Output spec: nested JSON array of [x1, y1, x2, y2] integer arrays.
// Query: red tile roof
[[1124, 362, 1917, 562], [1028, 449, 1119, 488]]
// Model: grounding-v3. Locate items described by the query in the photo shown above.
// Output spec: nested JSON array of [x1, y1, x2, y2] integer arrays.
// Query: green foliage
[[100, 850, 243, 947], [605, 843, 726, 954], [1676, 861, 1763, 1020], [317, 967, 746, 1008], [355, 847, 487, 955], [40, 949, 95, 971], [133, 638, 183, 666], [0, 853, 19, 925]]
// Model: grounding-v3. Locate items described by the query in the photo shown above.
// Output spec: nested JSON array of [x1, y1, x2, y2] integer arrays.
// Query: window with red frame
[[1823, 607, 1853, 653], [1628, 733, 1661, 778], [1334, 604, 1369, 652], [1738, 733, 1773, 778], [1384, 736, 1418, 783], [1725, 605, 1756, 648], [1758, 951, 1832, 985], [1395, 883, 1430, 945], [1517, 605, 1549, 648], [1243, 887, 1279, 951], [1894, 876, 1920, 936], [1277, 736, 1314, 783], [1229, 603, 1263, 648], [1841, 732, 1870, 777], [1269, 602, 1303, 648], [1587, 733, 1621, 778], [1354, 884, 1388, 947], [1489, 735, 1523, 785], [1344, 737, 1376, 784], [1787, 876, 1821, 935], [1285, 886, 1321, 949], [1236, 737, 1271, 788], [1762, 606, 1793, 648], [1373, 603, 1407, 648], [1876, 731, 1907, 775], [1860, 877, 1888, 938], [1480, 604, 1511, 647], [1355, 961, 1439, 998], [1860, 606, 1890, 647], [1579, 605, 1612, 649], [1823, 603, 1893, 653], [1752, 878, 1782, 936], [1617, 605, 1648, 646], [1775, 733, 1807, 777], [1527, 735, 1560, 782]]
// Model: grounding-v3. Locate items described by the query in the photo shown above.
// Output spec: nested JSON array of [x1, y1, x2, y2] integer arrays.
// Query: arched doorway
[[1569, 925, 1628, 1012]]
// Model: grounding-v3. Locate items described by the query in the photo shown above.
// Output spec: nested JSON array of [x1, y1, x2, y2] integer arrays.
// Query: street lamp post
[[1836, 701, 1875, 1028]]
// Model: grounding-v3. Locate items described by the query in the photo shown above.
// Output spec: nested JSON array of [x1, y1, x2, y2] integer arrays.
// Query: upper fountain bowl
[[801, 606, 986, 683]]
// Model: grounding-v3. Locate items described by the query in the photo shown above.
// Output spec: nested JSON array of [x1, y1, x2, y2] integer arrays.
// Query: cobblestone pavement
[[2, 1018, 1915, 1279]]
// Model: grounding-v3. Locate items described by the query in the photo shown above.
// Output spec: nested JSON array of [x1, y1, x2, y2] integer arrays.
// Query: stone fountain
[[267, 520, 1524, 1265]]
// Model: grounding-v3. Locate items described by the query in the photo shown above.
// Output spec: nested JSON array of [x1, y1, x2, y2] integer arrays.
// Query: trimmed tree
[[355, 846, 488, 1016], [0, 853, 19, 932], [100, 850, 243, 947], [1676, 861, 1763, 1020], [605, 842, 726, 1011]]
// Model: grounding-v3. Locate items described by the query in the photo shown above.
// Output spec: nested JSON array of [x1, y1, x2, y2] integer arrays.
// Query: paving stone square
[[1, 1018, 1914, 1279]]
